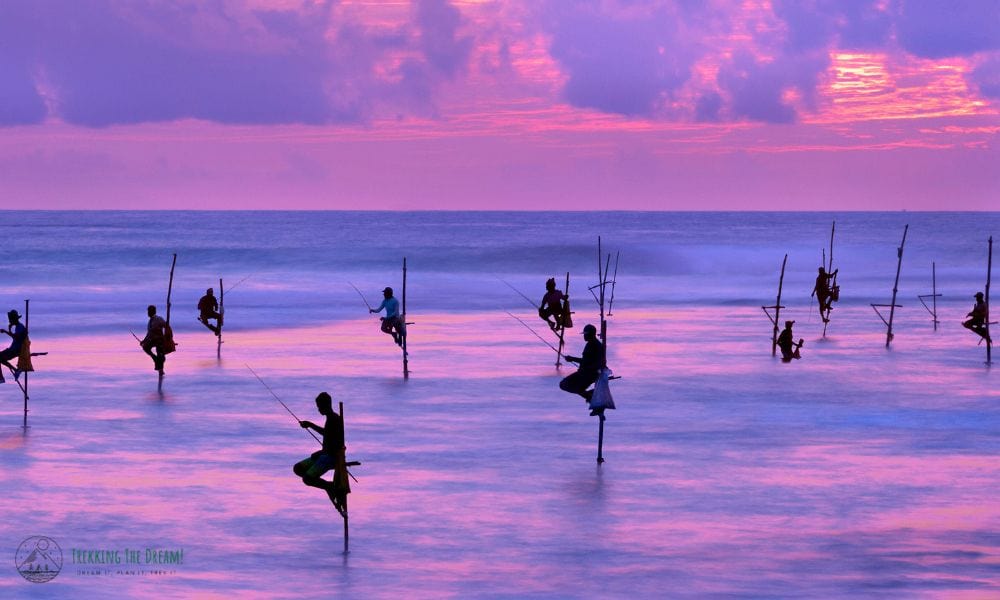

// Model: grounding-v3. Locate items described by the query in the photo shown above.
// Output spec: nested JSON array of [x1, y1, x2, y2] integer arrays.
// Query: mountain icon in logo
[[15, 536, 62, 583]]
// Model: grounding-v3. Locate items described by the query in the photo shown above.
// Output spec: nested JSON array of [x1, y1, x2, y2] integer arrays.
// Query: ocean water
[[0, 211, 998, 599]]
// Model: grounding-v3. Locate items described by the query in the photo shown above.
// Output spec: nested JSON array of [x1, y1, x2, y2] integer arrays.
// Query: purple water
[[1, 211, 998, 598]]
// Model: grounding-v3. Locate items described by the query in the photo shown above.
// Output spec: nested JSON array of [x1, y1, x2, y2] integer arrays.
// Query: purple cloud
[[0, 0, 474, 127], [0, 60, 46, 126], [540, 1, 701, 117], [895, 0, 1000, 59], [0, 1, 342, 127], [971, 55, 1000, 98], [772, 0, 890, 51], [415, 0, 474, 77]]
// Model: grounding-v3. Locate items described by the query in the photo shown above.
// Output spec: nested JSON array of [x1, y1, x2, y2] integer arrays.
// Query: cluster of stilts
[[504, 237, 621, 465], [764, 223, 994, 365]]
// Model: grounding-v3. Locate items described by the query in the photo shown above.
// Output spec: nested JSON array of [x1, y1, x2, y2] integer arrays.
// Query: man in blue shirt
[[370, 287, 405, 347], [0, 309, 27, 383]]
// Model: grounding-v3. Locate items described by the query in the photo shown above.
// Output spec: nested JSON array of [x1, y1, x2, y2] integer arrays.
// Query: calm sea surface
[[1, 211, 998, 599]]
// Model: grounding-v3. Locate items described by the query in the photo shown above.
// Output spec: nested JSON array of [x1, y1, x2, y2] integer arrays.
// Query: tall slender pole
[[166, 254, 177, 324], [159, 254, 177, 391], [986, 237, 993, 365], [771, 255, 787, 356], [23, 299, 29, 429], [402, 257, 409, 379], [886, 225, 908, 347], [218, 277, 224, 358], [828, 221, 835, 272], [597, 416, 605, 464], [600, 254, 610, 345], [340, 401, 349, 553], [932, 262, 938, 331], [597, 237, 605, 343], [595, 237, 609, 464], [556, 272, 569, 367]]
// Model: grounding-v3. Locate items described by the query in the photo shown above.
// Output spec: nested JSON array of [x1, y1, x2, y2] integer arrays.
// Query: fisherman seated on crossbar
[[197, 288, 223, 336], [370, 287, 405, 347], [560, 324, 606, 414], [812, 267, 839, 322], [962, 292, 991, 344], [538, 278, 567, 331], [294, 392, 350, 513], [777, 320, 803, 362], [140, 305, 167, 372], [0, 309, 27, 383]]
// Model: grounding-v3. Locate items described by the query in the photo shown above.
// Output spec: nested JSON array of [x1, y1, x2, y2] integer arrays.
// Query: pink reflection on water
[[2, 304, 998, 597]]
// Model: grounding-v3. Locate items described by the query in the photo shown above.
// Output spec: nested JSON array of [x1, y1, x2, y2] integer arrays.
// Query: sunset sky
[[1, 0, 998, 209]]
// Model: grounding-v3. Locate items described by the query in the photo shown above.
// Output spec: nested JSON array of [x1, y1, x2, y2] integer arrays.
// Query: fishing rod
[[247, 364, 361, 484], [348, 282, 375, 312], [224, 273, 255, 295], [497, 277, 539, 310], [607, 251, 620, 316], [505, 311, 561, 354], [246, 364, 321, 445]]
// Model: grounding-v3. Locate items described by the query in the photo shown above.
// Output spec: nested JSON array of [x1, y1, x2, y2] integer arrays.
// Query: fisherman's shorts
[[0, 347, 18, 362], [559, 370, 599, 397], [380, 316, 404, 335], [295, 452, 334, 478]]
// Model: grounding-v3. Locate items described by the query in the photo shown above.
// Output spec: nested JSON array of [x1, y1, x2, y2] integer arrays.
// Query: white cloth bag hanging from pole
[[588, 368, 616, 411]]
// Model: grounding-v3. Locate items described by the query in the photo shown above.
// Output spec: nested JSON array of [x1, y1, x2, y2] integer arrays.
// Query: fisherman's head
[[818, 267, 826, 274], [785, 320, 795, 329], [383, 287, 393, 298], [546, 278, 556, 291], [315, 392, 333, 415], [7, 310, 20, 324], [207, 288, 214, 296], [975, 292, 984, 300], [582, 323, 597, 340], [147, 305, 157, 317]]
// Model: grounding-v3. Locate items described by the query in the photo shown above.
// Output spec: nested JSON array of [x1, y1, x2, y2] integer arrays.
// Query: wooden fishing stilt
[[822, 222, 837, 338], [160, 253, 177, 391], [340, 401, 349, 554], [933, 263, 939, 331], [596, 412, 605, 464], [402, 257, 409, 380], [871, 225, 908, 348], [828, 222, 835, 274], [22, 299, 29, 429], [556, 272, 570, 367], [917, 262, 941, 330], [591, 236, 620, 465], [986, 237, 993, 365], [501, 275, 569, 367], [217, 277, 224, 359], [762, 255, 788, 357], [166, 254, 176, 323]]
